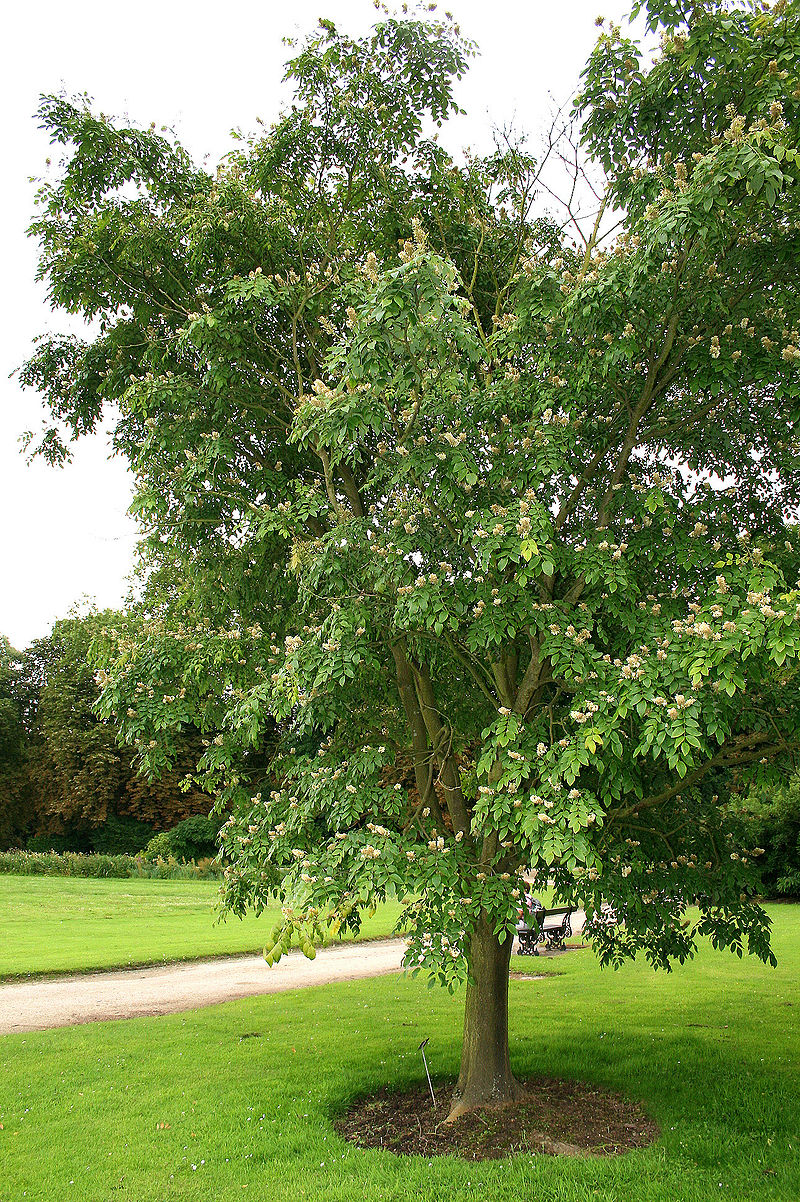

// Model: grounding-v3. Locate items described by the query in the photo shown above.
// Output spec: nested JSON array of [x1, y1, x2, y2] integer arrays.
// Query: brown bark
[[447, 912, 522, 1121], [410, 661, 473, 843], [336, 462, 365, 518], [390, 641, 445, 831]]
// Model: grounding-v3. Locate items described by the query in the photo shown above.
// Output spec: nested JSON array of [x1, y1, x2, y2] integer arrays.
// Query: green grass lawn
[[1, 906, 798, 1201], [0, 876, 404, 980]]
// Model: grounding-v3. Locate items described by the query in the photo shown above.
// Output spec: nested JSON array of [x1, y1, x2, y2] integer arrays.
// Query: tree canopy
[[0, 637, 32, 849], [21, 0, 800, 1116], [0, 614, 211, 850]]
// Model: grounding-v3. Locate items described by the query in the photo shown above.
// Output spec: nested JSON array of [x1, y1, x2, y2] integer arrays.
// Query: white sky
[[1, 0, 633, 649]]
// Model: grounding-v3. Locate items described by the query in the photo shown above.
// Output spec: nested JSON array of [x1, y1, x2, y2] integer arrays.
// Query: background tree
[[731, 777, 800, 898], [0, 638, 33, 849], [2, 613, 212, 850], [22, 1, 800, 1118]]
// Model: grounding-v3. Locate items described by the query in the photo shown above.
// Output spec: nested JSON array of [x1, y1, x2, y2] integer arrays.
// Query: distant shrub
[[26, 814, 156, 856], [142, 832, 175, 862], [2, 849, 129, 877], [27, 832, 88, 853], [90, 813, 155, 855], [732, 780, 800, 899], [142, 815, 218, 863], [0, 850, 223, 880], [170, 815, 218, 860]]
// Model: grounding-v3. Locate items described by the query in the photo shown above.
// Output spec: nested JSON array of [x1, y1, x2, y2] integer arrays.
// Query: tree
[[22, 1, 800, 1118], [732, 776, 800, 897], [16, 613, 211, 847], [0, 638, 33, 849]]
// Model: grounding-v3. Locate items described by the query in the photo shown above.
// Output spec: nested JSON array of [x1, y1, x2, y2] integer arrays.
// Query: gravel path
[[0, 939, 406, 1035], [0, 911, 587, 1036]]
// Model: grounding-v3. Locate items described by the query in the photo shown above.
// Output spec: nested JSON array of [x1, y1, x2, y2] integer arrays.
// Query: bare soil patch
[[334, 1077, 659, 1159]]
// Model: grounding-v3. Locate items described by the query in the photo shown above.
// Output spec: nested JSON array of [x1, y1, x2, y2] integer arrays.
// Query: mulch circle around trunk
[[334, 1077, 659, 1160]]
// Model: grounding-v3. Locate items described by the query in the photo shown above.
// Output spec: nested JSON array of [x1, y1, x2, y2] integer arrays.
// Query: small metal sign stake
[[418, 1037, 436, 1108]]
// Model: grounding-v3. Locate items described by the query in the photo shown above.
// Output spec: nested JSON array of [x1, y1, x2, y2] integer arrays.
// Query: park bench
[[517, 905, 574, 956]]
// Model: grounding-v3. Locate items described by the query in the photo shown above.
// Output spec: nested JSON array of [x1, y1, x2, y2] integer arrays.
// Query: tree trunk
[[447, 911, 523, 1121]]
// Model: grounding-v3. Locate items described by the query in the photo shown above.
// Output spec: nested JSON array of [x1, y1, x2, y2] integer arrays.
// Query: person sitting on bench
[[516, 891, 544, 955]]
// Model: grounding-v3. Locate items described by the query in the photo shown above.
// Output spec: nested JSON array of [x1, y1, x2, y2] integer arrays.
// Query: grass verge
[[1, 907, 797, 1201], [0, 876, 403, 981]]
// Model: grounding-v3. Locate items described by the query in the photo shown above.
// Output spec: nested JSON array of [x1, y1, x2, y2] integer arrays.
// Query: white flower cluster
[[666, 693, 696, 720], [569, 700, 600, 725], [366, 822, 390, 837]]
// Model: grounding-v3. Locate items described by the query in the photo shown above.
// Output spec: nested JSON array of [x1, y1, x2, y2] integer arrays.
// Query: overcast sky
[[1, 0, 635, 649]]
